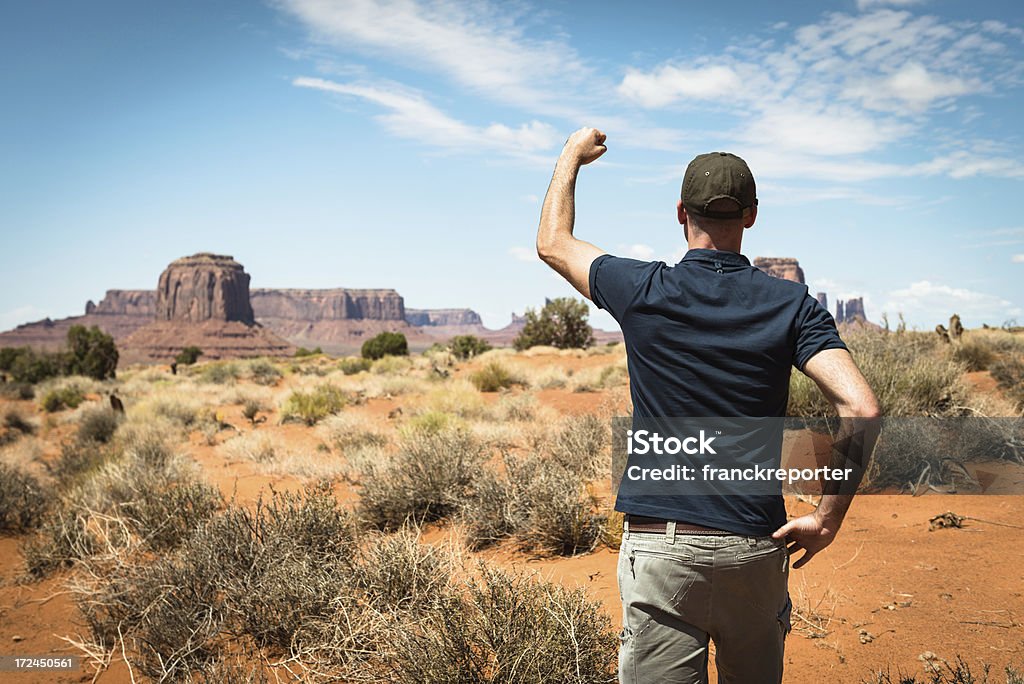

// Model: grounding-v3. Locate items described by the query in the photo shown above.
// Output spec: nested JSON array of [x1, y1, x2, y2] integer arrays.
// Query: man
[[536, 128, 880, 683]]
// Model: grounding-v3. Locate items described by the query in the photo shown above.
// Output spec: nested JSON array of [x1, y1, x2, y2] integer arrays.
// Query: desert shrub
[[77, 406, 121, 444], [470, 361, 515, 392], [0, 463, 49, 533], [514, 297, 595, 351], [129, 481, 221, 551], [372, 354, 414, 375], [358, 426, 486, 530], [65, 325, 118, 380], [449, 335, 492, 361], [0, 381, 35, 400], [362, 331, 409, 360], [176, 346, 203, 365], [320, 413, 388, 452], [52, 439, 112, 486], [990, 356, 1024, 411], [866, 657, 1024, 683], [295, 346, 324, 357], [384, 563, 617, 684], [23, 510, 96, 577], [339, 356, 372, 375], [1, 409, 35, 445], [241, 398, 265, 425], [40, 384, 86, 412], [225, 432, 280, 463], [145, 394, 201, 428], [952, 337, 996, 371], [200, 361, 240, 385], [403, 410, 464, 435], [492, 393, 537, 422], [356, 527, 450, 612], [247, 359, 282, 386], [548, 413, 608, 475], [0, 346, 24, 372], [789, 330, 963, 417], [281, 384, 349, 425]]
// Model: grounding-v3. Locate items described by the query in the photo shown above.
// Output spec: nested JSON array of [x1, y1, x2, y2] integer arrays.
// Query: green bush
[[9, 348, 63, 384], [175, 346, 203, 365], [40, 384, 86, 412], [514, 297, 595, 351], [280, 384, 349, 425], [470, 361, 515, 392], [200, 362, 240, 385], [65, 325, 118, 380], [449, 335, 492, 360], [361, 331, 409, 360], [339, 356, 372, 375], [294, 346, 323, 357]]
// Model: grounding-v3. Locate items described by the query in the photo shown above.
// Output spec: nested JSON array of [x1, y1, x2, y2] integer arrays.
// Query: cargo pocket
[[778, 593, 793, 640]]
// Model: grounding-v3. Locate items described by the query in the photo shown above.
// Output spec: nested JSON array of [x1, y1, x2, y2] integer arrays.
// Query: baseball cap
[[681, 152, 757, 219]]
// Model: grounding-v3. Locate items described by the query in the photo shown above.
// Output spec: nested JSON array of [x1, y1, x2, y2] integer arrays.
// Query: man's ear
[[677, 199, 687, 226], [743, 204, 758, 229]]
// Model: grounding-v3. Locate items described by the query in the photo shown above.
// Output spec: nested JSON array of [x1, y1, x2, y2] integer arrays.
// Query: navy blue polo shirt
[[590, 248, 847, 536]]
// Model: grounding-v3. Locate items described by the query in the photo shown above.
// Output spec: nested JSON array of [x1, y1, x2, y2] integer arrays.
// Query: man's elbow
[[536, 238, 562, 265]]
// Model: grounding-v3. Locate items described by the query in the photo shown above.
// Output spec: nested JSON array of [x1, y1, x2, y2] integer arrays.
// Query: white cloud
[[280, 0, 591, 116], [618, 65, 741, 108], [293, 77, 559, 157], [508, 246, 537, 262], [856, 0, 927, 11], [624, 243, 655, 260], [1012, 254, 1024, 263], [521, 194, 539, 204], [882, 280, 1023, 325], [844, 62, 980, 112]]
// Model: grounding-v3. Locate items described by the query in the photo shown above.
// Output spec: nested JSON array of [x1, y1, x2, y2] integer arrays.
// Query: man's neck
[[687, 235, 743, 253]]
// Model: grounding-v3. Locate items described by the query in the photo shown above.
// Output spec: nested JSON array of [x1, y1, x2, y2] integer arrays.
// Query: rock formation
[[836, 297, 867, 324], [252, 288, 405, 322], [405, 308, 483, 327], [85, 290, 157, 317], [156, 253, 255, 324], [816, 293, 828, 311], [753, 257, 805, 285], [120, 254, 293, 363]]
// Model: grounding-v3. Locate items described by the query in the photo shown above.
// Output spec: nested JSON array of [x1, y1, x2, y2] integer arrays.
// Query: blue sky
[[1, 0, 1023, 333]]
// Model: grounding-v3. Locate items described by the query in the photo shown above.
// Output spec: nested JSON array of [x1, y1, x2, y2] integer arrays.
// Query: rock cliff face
[[156, 253, 255, 324], [753, 257, 806, 285], [251, 288, 405, 322], [120, 254, 292, 362], [405, 308, 483, 327], [836, 297, 867, 324], [85, 290, 157, 316]]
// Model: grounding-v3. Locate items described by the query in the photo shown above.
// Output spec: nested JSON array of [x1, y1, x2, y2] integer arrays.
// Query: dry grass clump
[[789, 330, 964, 417], [1, 409, 35, 445], [470, 361, 519, 392], [198, 361, 241, 385], [76, 406, 121, 444], [319, 413, 389, 452], [355, 527, 452, 612], [280, 384, 350, 425], [952, 337, 997, 371], [40, 383, 87, 412], [357, 426, 487, 530], [867, 656, 1023, 683], [135, 391, 206, 429], [223, 432, 281, 463], [0, 462, 49, 533], [372, 355, 415, 375], [462, 415, 609, 555], [990, 356, 1024, 412], [384, 563, 617, 684], [339, 356, 372, 375], [247, 359, 282, 386], [419, 380, 487, 419], [568, 363, 628, 393]]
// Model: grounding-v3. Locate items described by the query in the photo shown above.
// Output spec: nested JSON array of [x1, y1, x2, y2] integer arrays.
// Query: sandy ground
[[1, 354, 1022, 683]]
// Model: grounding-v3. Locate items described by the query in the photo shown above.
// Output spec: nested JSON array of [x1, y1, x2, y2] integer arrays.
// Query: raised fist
[[562, 127, 607, 165]]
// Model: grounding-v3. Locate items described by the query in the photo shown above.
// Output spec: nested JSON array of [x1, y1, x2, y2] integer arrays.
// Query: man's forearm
[[815, 414, 881, 530], [537, 155, 581, 265]]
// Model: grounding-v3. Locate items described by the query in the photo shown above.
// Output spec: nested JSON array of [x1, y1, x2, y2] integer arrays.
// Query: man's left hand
[[771, 512, 839, 569]]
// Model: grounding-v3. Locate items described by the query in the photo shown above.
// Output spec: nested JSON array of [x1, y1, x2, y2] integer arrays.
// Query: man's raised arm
[[772, 348, 881, 568], [536, 127, 608, 300]]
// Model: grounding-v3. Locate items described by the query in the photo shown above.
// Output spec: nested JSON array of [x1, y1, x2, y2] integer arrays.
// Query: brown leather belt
[[625, 514, 731, 535]]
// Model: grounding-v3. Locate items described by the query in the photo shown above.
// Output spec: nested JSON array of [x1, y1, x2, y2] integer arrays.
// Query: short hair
[[687, 198, 748, 233]]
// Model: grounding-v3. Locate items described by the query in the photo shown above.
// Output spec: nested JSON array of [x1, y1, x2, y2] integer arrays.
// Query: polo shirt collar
[[679, 248, 750, 267]]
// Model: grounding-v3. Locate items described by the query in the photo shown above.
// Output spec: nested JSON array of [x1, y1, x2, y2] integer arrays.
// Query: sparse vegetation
[[65, 324, 119, 380], [280, 384, 349, 425], [247, 359, 282, 386], [514, 297, 595, 351], [339, 356, 372, 375], [0, 463, 49, 533], [77, 406, 121, 444], [295, 346, 324, 357], [175, 346, 203, 365], [866, 657, 1024, 684], [449, 334, 492, 360], [470, 361, 517, 392], [40, 384, 86, 412], [361, 331, 409, 360]]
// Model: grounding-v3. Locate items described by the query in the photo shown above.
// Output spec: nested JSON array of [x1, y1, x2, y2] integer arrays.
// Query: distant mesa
[[120, 253, 293, 363], [1, 252, 621, 360]]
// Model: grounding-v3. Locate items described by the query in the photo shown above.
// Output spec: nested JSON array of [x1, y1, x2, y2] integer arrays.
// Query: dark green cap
[[681, 152, 757, 219]]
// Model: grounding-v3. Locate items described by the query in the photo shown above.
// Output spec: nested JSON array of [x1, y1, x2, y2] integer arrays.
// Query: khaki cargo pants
[[617, 524, 792, 684]]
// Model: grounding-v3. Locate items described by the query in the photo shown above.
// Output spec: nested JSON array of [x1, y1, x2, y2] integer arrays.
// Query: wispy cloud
[[280, 0, 591, 117], [293, 77, 559, 158], [508, 246, 537, 262], [856, 0, 928, 13], [1013, 254, 1024, 263]]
